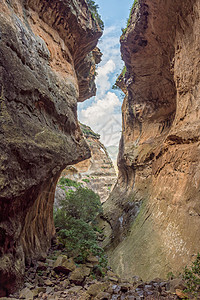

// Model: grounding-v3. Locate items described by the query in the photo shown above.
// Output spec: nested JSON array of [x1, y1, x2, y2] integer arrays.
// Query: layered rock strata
[[59, 124, 117, 203], [0, 0, 102, 295], [103, 0, 200, 280]]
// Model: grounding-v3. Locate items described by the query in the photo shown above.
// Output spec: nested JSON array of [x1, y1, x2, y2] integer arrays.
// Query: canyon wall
[[103, 0, 200, 281], [0, 0, 102, 295], [59, 124, 116, 203]]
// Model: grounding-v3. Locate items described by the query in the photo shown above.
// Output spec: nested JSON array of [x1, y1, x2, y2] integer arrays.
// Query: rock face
[[103, 0, 200, 281], [0, 0, 102, 295], [60, 124, 117, 202]]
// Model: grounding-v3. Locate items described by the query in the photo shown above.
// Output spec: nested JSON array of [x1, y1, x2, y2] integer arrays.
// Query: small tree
[[60, 186, 102, 223], [54, 185, 106, 266], [183, 253, 200, 297]]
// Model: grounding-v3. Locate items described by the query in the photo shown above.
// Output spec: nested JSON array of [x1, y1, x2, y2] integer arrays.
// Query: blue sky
[[78, 0, 133, 147]]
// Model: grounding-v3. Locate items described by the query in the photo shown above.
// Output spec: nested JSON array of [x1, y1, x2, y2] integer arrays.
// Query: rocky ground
[[1, 245, 194, 300]]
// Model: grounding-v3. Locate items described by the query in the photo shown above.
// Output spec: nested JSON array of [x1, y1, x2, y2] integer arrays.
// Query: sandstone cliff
[[58, 124, 116, 203], [102, 0, 200, 281], [0, 0, 102, 295]]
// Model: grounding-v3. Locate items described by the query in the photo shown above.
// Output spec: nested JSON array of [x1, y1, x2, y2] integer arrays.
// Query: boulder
[[94, 291, 111, 299], [19, 287, 33, 299], [53, 256, 76, 274], [87, 282, 109, 297], [69, 266, 91, 285]]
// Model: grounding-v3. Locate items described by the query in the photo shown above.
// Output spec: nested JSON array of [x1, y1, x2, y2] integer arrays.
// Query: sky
[[78, 0, 133, 148]]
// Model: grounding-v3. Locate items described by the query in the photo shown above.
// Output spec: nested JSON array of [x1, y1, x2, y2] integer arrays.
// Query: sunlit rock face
[[59, 124, 117, 203], [0, 0, 102, 295], [103, 0, 200, 281]]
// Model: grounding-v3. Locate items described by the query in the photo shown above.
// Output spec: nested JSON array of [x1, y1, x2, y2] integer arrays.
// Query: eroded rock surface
[[0, 0, 102, 295], [59, 124, 117, 203], [103, 0, 200, 280]]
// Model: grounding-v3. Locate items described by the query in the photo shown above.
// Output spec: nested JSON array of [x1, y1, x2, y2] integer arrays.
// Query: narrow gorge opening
[[0, 0, 200, 298]]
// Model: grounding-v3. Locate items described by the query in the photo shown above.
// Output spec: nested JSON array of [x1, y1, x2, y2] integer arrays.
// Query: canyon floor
[[2, 243, 188, 300]]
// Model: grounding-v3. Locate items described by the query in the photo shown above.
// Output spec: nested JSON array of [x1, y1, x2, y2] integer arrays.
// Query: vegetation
[[112, 65, 127, 91], [54, 185, 107, 268], [183, 253, 200, 297], [87, 0, 104, 30], [80, 123, 100, 139], [82, 178, 90, 183], [167, 271, 175, 280], [121, 0, 139, 35], [58, 177, 81, 189]]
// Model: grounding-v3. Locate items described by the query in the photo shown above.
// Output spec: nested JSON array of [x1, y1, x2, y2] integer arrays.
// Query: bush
[[58, 177, 81, 188], [183, 253, 200, 296], [54, 185, 106, 267], [60, 186, 102, 222], [82, 178, 90, 183]]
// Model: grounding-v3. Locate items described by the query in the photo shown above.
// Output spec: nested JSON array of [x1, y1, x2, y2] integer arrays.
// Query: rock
[[77, 292, 91, 300], [53, 256, 76, 274], [176, 289, 188, 299], [107, 271, 119, 283], [41, 293, 48, 300], [120, 283, 131, 293], [0, 0, 102, 294], [32, 288, 46, 298], [44, 279, 53, 286], [94, 291, 111, 299], [46, 287, 53, 295], [19, 287, 33, 299], [86, 263, 94, 268], [87, 282, 109, 297], [68, 286, 83, 293], [168, 278, 186, 293], [102, 0, 200, 281], [37, 262, 47, 271], [24, 283, 34, 289], [87, 255, 100, 264], [46, 259, 55, 268], [60, 279, 70, 289], [35, 274, 45, 287], [0, 298, 18, 300], [69, 266, 91, 285], [132, 276, 143, 285], [111, 284, 121, 294]]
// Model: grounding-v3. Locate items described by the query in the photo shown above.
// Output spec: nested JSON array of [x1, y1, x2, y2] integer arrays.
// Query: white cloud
[[96, 60, 116, 96], [79, 92, 122, 146], [103, 26, 117, 36]]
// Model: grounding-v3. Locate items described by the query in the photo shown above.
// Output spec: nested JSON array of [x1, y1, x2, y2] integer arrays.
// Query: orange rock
[[175, 289, 188, 299]]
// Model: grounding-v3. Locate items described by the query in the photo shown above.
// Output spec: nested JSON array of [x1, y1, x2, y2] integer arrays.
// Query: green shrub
[[60, 186, 102, 222], [183, 253, 200, 296], [82, 178, 90, 183], [58, 177, 81, 188], [54, 186, 106, 267], [80, 123, 100, 139]]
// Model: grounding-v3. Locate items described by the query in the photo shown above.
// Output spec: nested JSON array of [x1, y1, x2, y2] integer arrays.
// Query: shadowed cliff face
[[103, 0, 200, 280], [0, 0, 102, 295]]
